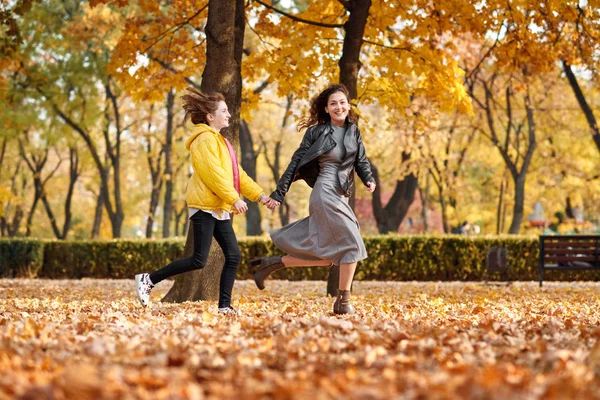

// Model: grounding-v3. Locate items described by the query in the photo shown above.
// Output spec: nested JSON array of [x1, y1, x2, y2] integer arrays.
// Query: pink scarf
[[224, 138, 241, 195]]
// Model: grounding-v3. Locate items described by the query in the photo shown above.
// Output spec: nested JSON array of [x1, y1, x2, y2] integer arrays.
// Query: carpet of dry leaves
[[1, 279, 600, 400]]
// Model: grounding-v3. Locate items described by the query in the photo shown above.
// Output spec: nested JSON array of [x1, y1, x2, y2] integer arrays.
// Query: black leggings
[[149, 211, 241, 308]]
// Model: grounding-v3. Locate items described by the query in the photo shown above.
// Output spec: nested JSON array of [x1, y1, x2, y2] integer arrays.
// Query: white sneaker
[[135, 273, 154, 307], [218, 306, 240, 316]]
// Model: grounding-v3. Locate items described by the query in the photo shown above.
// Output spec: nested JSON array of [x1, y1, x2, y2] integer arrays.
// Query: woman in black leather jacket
[[252, 84, 376, 315]]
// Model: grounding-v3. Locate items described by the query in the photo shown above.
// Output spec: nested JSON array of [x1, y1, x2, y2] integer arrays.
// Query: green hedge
[[41, 239, 184, 279], [0, 239, 45, 278], [0, 235, 599, 281]]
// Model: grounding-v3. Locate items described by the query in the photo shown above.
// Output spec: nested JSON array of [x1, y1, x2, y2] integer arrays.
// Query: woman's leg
[[338, 262, 357, 290], [149, 212, 216, 284], [333, 262, 357, 315], [253, 255, 332, 290], [281, 255, 332, 267], [212, 219, 241, 309]]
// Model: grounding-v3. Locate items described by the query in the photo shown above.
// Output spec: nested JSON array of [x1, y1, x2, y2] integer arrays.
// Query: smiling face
[[207, 101, 231, 131], [324, 91, 350, 127]]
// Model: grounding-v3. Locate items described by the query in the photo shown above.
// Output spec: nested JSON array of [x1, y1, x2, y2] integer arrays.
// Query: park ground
[[1, 279, 600, 399]]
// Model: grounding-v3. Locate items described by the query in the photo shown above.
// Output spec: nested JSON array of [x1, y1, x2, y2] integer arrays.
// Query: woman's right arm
[[270, 127, 315, 203]]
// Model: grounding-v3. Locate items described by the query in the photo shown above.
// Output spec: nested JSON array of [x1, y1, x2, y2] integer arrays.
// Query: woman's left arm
[[355, 129, 375, 185]]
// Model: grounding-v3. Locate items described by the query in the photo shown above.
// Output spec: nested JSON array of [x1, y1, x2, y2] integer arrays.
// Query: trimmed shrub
[[41, 239, 184, 279], [0, 235, 599, 281], [0, 238, 45, 278]]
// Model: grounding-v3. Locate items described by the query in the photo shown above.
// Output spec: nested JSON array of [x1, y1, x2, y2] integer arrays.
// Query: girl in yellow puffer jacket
[[135, 88, 278, 314]]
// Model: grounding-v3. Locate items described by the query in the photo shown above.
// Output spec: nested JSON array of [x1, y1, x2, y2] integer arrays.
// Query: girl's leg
[[149, 212, 216, 284], [213, 219, 241, 309]]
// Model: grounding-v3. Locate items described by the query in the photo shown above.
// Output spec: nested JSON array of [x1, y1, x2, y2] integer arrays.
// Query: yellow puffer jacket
[[185, 123, 264, 213]]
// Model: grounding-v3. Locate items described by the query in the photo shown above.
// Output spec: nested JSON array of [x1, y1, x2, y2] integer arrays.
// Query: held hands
[[366, 181, 377, 193], [259, 194, 280, 211], [233, 199, 248, 214]]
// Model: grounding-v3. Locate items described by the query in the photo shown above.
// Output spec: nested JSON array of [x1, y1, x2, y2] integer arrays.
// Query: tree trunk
[[91, 185, 104, 239], [328, 0, 372, 296], [338, 0, 371, 101], [175, 203, 188, 237], [496, 174, 505, 234], [507, 174, 526, 234], [419, 176, 430, 233], [439, 192, 450, 234], [163, 0, 245, 303], [239, 120, 262, 236], [2, 161, 24, 237], [104, 80, 125, 238], [507, 90, 537, 234], [59, 147, 79, 239], [146, 183, 161, 238], [370, 159, 418, 234], [163, 88, 175, 238]]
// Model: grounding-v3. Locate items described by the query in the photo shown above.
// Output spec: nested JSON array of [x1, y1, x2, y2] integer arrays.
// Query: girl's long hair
[[181, 88, 225, 125], [297, 84, 358, 131]]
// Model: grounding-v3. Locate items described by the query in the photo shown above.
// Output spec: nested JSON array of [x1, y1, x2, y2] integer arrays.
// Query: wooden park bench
[[539, 235, 600, 287]]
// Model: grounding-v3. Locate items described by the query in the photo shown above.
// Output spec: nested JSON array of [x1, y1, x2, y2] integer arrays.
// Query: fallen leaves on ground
[[1, 279, 600, 399]]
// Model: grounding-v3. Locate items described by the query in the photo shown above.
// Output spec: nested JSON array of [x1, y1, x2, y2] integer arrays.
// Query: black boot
[[251, 256, 285, 290], [333, 290, 354, 315]]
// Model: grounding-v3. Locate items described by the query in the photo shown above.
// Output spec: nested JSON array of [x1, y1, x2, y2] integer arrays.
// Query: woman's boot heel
[[249, 258, 262, 267], [333, 290, 355, 315], [253, 256, 284, 290]]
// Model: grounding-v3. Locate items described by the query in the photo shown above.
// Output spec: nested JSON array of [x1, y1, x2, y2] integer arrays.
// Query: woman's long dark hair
[[297, 84, 358, 131], [181, 88, 225, 125]]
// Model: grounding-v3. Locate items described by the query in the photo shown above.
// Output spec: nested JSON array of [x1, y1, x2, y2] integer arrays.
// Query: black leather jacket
[[271, 122, 374, 202]]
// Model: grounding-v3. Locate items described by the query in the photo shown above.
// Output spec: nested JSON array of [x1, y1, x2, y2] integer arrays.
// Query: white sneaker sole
[[135, 274, 149, 307]]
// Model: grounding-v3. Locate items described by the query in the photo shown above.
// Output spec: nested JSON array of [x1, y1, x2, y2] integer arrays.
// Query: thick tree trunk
[[508, 173, 525, 234], [507, 92, 536, 234], [371, 159, 418, 234], [163, 89, 175, 238], [338, 0, 371, 101], [508, 174, 526, 234], [239, 120, 262, 236], [163, 0, 245, 303], [563, 61, 600, 154]]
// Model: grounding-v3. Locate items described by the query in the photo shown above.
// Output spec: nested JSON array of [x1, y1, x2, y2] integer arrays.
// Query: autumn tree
[[162, 0, 247, 303]]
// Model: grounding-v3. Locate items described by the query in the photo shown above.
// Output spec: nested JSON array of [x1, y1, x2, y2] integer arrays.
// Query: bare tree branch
[[253, 0, 344, 28]]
